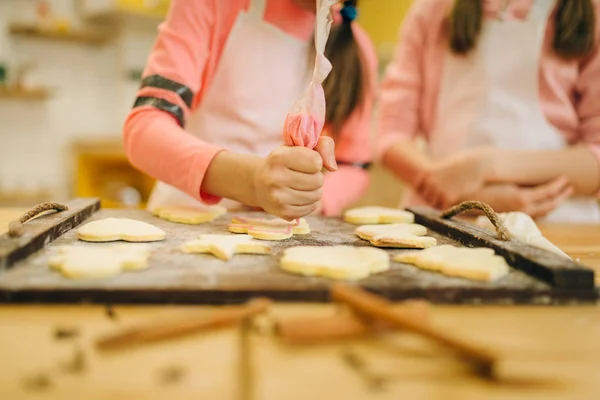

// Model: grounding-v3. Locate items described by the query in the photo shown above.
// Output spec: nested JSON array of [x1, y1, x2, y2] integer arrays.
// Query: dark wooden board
[[0, 209, 596, 305], [408, 206, 596, 291], [0, 198, 100, 271]]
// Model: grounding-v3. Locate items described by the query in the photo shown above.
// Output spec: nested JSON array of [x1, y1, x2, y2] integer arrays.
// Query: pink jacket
[[377, 0, 600, 164], [123, 0, 378, 216]]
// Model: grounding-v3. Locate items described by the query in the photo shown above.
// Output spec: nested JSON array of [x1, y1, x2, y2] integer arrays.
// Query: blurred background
[[0, 0, 412, 210]]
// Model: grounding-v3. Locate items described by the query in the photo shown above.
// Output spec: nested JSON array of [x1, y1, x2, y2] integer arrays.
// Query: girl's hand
[[457, 176, 573, 218], [253, 137, 336, 221], [416, 148, 493, 209], [308, 201, 323, 216]]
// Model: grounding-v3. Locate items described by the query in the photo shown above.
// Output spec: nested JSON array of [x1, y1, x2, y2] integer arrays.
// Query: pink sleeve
[[376, 0, 432, 159], [320, 23, 378, 216], [576, 2, 600, 168], [122, 0, 223, 204]]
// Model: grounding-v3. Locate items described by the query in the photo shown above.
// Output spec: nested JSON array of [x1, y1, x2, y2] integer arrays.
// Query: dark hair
[[449, 0, 595, 59], [323, 0, 366, 136]]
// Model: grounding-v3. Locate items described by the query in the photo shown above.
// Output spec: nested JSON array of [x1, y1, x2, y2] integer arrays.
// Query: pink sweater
[[123, 0, 378, 216], [377, 0, 600, 164]]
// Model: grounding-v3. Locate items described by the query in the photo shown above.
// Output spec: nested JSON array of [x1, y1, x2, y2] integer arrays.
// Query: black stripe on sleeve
[[140, 75, 194, 109], [336, 161, 372, 170], [133, 96, 185, 127]]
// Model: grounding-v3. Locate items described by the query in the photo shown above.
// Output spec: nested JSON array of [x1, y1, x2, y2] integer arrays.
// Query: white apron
[[147, 0, 311, 211], [407, 0, 600, 223]]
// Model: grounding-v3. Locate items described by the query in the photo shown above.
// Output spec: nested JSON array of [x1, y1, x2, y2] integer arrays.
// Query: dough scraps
[[355, 223, 437, 249], [49, 244, 153, 279], [280, 246, 390, 280], [181, 234, 271, 261], [475, 212, 571, 259], [344, 206, 415, 225], [228, 216, 310, 241], [394, 245, 510, 282], [77, 218, 166, 243], [152, 205, 227, 225]]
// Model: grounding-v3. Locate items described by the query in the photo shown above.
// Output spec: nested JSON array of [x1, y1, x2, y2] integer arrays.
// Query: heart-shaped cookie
[[77, 218, 166, 243]]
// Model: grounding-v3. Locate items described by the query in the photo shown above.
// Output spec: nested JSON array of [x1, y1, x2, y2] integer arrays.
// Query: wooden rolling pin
[[96, 298, 271, 352], [331, 284, 498, 378], [276, 300, 430, 344]]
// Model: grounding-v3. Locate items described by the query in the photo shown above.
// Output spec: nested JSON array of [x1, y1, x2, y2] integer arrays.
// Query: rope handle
[[8, 202, 69, 238], [441, 201, 511, 241]]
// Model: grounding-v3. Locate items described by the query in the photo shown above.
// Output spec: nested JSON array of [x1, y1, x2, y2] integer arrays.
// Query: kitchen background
[[0, 0, 412, 209]]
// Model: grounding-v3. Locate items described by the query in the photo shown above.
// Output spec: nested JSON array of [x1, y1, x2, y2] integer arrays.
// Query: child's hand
[[460, 177, 573, 218], [253, 137, 335, 221], [416, 148, 493, 209]]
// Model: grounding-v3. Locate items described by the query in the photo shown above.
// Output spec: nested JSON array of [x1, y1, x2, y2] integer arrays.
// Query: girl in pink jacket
[[123, 0, 377, 220], [378, 0, 600, 223]]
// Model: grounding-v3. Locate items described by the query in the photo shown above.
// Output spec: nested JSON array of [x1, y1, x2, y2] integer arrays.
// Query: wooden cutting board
[[0, 200, 596, 305]]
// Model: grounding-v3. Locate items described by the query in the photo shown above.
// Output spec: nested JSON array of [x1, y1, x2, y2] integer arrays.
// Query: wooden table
[[0, 210, 599, 399]]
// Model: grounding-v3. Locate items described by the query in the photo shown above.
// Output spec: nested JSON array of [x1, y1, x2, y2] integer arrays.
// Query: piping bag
[[283, 0, 336, 149], [282, 0, 336, 222]]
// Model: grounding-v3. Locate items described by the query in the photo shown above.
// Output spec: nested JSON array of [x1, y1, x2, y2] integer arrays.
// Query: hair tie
[[340, 2, 358, 23]]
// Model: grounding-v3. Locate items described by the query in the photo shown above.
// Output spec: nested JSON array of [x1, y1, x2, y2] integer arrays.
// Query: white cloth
[[147, 0, 311, 211], [408, 0, 600, 223], [475, 212, 571, 259]]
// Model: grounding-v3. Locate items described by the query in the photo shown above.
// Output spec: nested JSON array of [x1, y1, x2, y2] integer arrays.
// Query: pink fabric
[[377, 0, 600, 164], [283, 113, 323, 149], [123, 0, 377, 214], [322, 165, 370, 217]]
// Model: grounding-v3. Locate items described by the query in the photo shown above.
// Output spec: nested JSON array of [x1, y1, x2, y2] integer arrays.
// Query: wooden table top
[[0, 208, 599, 399]]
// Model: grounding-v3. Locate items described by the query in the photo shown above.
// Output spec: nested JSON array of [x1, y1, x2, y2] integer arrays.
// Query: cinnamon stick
[[96, 298, 271, 352], [331, 284, 498, 378], [276, 300, 430, 344]]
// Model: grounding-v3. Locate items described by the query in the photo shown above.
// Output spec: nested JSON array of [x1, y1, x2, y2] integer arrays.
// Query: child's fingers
[[314, 136, 337, 172], [524, 176, 570, 203]]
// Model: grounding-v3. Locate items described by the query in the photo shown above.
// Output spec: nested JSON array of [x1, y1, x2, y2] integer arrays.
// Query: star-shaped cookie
[[180, 234, 271, 261]]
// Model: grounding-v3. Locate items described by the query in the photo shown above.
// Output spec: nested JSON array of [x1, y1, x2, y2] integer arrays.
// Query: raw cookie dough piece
[[355, 223, 437, 249], [280, 246, 390, 280], [344, 206, 415, 225], [228, 216, 310, 240], [181, 234, 271, 261], [152, 204, 227, 225], [49, 244, 153, 279], [77, 218, 166, 243], [475, 212, 571, 259], [394, 245, 509, 282]]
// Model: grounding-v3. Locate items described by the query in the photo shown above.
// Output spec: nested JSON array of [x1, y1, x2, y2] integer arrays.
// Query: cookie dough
[[280, 246, 390, 280], [344, 206, 415, 225], [394, 245, 509, 282], [355, 223, 437, 249], [181, 234, 271, 261], [49, 244, 153, 279], [77, 218, 166, 243], [152, 205, 227, 225], [228, 216, 310, 241]]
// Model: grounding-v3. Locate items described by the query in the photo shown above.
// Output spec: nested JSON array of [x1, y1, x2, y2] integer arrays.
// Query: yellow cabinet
[[72, 138, 155, 209], [78, 0, 171, 22]]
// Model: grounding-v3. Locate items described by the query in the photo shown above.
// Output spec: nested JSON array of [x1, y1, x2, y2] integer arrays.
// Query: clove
[[105, 304, 117, 320], [158, 365, 186, 385], [60, 345, 86, 374], [53, 326, 79, 341], [22, 372, 52, 392], [340, 347, 388, 392]]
